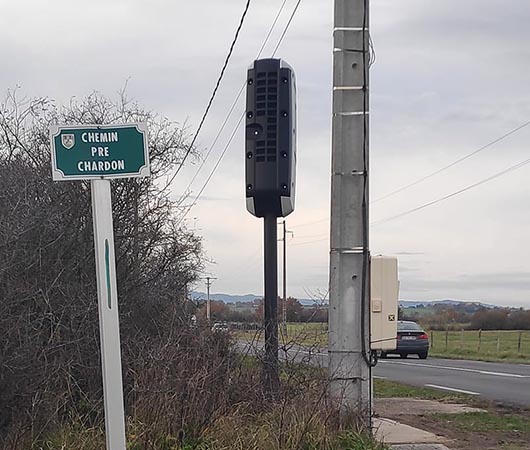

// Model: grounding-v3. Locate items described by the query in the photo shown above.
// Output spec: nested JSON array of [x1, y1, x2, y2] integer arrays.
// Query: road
[[237, 341, 530, 407], [375, 356, 530, 406]]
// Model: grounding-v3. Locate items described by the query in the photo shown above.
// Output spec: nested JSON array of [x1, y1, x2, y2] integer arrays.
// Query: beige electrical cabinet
[[371, 255, 399, 351]]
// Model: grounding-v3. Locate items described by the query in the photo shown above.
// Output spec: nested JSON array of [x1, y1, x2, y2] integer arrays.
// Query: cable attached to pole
[[358, 0, 377, 370]]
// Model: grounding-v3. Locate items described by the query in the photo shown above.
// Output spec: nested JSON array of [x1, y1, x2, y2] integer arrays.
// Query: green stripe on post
[[105, 239, 112, 309]]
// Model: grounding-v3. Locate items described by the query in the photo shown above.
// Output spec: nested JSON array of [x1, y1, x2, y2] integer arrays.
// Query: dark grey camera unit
[[245, 58, 296, 218]]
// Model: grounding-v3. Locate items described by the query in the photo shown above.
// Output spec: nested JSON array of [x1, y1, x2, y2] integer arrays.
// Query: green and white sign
[[50, 123, 149, 181], [49, 122, 149, 448]]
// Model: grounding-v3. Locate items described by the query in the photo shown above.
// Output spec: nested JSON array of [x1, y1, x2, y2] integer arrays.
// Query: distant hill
[[191, 292, 262, 303], [191, 292, 327, 306], [400, 299, 497, 309], [192, 293, 498, 309]]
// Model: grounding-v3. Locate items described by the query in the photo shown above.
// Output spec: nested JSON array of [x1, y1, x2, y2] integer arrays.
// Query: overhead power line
[[177, 113, 245, 226], [290, 236, 328, 247], [272, 0, 302, 56], [372, 118, 530, 204], [372, 156, 530, 226], [178, 0, 304, 223], [288, 119, 530, 230], [182, 0, 289, 196], [289, 150, 530, 234], [289, 217, 328, 228], [167, 0, 252, 189]]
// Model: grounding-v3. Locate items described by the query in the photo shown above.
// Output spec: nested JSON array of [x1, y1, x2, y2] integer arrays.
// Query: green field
[[373, 378, 481, 404], [238, 322, 328, 347], [238, 324, 530, 363], [428, 329, 530, 362]]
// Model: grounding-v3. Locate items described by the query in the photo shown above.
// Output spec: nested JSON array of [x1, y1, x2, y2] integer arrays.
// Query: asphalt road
[[237, 341, 530, 407], [375, 356, 530, 406]]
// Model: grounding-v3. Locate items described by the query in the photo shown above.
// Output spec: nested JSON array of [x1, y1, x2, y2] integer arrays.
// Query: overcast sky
[[2, 0, 530, 307]]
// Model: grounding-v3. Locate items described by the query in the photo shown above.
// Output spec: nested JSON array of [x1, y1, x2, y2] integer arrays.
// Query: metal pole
[[282, 220, 287, 335], [264, 214, 279, 393], [206, 277, 211, 321], [279, 220, 293, 339], [205, 276, 216, 322], [283, 220, 286, 324], [329, 0, 371, 425], [91, 179, 126, 450]]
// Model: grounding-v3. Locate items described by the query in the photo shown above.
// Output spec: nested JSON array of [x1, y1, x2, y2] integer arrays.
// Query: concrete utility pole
[[205, 276, 217, 321], [329, 0, 372, 426]]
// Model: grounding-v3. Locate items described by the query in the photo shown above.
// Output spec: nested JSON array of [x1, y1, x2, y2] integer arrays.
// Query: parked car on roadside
[[211, 321, 229, 333], [381, 320, 429, 359]]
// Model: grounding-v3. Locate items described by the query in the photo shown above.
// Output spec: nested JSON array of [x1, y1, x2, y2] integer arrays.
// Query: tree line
[[197, 297, 329, 323], [401, 304, 530, 330]]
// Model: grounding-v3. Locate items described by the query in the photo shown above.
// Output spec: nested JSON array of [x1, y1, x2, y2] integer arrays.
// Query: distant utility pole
[[329, 0, 372, 427], [281, 220, 294, 334], [204, 276, 217, 321]]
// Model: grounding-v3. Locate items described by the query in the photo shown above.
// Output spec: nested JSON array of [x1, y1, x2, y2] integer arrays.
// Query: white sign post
[[50, 123, 150, 450], [91, 179, 126, 450]]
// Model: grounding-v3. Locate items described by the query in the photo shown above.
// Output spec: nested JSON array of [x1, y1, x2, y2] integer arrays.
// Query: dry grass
[[3, 329, 387, 450]]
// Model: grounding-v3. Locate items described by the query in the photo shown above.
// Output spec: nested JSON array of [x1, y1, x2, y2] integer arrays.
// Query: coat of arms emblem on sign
[[61, 134, 75, 150]]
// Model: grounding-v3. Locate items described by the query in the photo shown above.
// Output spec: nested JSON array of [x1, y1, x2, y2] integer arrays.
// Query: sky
[[2, 0, 530, 307]]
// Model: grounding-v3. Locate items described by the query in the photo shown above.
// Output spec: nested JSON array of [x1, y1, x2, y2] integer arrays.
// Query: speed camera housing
[[245, 58, 297, 218]]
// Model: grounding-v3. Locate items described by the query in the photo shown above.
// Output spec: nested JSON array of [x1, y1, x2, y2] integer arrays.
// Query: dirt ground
[[375, 398, 530, 450]]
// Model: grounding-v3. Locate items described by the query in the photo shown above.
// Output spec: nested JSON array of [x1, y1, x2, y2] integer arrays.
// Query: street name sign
[[50, 123, 149, 181], [49, 122, 151, 450]]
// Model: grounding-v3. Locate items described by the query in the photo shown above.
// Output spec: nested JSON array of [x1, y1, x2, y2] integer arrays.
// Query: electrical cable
[[290, 217, 328, 228], [178, 0, 304, 223], [356, 2, 377, 432], [291, 140, 530, 239], [177, 112, 245, 226], [372, 155, 530, 226], [166, 0, 252, 189], [291, 231, 327, 240], [372, 119, 530, 204], [358, 0, 378, 373], [289, 118, 530, 230], [368, 33, 376, 67], [182, 87, 245, 196], [272, 0, 302, 56], [289, 236, 328, 246], [181, 0, 289, 197]]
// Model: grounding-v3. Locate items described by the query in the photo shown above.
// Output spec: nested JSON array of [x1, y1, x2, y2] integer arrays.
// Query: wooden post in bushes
[[518, 331, 522, 352]]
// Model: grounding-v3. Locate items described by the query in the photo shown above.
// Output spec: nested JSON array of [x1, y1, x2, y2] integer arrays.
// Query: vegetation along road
[[239, 340, 530, 407]]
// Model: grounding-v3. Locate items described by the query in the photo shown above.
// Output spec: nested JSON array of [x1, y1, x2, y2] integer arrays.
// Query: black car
[[381, 320, 429, 359]]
